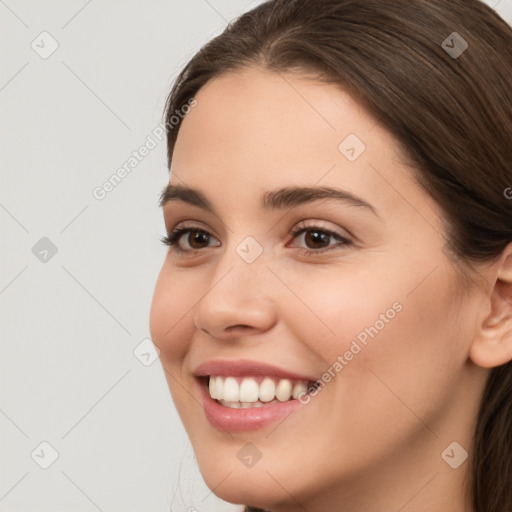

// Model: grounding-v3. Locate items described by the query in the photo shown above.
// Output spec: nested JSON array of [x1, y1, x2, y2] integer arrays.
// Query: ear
[[469, 242, 512, 368]]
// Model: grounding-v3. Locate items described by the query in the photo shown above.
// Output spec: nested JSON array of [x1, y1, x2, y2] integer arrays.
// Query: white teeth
[[239, 378, 260, 402], [215, 376, 224, 399], [292, 381, 308, 399], [219, 399, 275, 408], [208, 375, 310, 405], [275, 379, 292, 401], [209, 377, 217, 399], [223, 377, 239, 402], [218, 399, 241, 408], [259, 377, 276, 402], [209, 376, 223, 399]]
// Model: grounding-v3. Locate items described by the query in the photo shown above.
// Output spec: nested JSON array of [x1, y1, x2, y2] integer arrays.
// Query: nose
[[193, 249, 278, 341]]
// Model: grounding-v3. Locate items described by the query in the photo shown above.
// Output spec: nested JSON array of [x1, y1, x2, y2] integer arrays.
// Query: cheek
[[333, 268, 465, 431], [149, 270, 202, 426], [281, 263, 404, 361], [289, 261, 465, 432], [149, 267, 196, 361]]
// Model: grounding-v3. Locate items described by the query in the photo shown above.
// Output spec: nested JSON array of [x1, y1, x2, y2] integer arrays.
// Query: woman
[[150, 0, 512, 510]]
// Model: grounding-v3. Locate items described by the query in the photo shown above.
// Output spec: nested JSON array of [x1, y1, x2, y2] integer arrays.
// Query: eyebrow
[[159, 184, 379, 217]]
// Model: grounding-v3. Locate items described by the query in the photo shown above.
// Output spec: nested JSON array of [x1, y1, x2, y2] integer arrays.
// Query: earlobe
[[469, 245, 512, 369]]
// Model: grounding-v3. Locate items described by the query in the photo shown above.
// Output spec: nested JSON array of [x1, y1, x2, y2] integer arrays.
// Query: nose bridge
[[193, 234, 276, 337], [214, 230, 270, 293]]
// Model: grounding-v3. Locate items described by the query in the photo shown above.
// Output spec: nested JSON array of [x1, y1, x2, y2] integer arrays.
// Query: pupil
[[306, 231, 328, 248], [191, 231, 208, 248]]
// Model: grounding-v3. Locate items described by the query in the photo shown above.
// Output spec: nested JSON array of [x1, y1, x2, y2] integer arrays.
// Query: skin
[[149, 66, 512, 512]]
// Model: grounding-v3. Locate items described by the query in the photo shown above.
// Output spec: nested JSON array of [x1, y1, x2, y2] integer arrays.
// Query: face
[[150, 67, 485, 510]]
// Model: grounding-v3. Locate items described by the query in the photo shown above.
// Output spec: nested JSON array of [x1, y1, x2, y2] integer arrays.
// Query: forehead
[[174, 66, 386, 160], [169, 66, 424, 216]]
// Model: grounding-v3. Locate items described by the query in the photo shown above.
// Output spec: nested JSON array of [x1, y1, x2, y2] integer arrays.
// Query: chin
[[199, 468, 287, 511]]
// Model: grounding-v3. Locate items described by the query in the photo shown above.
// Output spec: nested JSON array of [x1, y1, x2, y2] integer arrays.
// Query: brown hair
[[162, 1, 512, 510]]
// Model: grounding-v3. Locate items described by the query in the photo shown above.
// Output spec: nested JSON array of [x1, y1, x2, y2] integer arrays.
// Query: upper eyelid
[[162, 198, 365, 237], [168, 219, 348, 236]]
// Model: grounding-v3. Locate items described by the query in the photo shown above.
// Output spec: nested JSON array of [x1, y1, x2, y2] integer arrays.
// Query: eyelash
[[160, 223, 353, 256]]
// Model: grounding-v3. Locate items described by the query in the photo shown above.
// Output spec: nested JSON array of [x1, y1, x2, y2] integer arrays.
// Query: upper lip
[[194, 359, 317, 382]]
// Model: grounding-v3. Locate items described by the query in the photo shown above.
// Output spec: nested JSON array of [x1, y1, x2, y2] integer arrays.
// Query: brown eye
[[302, 230, 332, 249], [186, 230, 211, 249], [289, 226, 352, 255], [161, 227, 220, 253]]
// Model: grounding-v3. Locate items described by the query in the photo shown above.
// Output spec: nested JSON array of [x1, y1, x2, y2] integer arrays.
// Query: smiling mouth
[[204, 375, 316, 408]]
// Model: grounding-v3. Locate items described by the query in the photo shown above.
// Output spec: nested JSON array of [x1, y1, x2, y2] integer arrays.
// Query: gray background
[[1, 1, 511, 511]]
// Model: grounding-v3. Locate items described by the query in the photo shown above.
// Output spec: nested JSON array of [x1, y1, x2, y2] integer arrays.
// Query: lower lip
[[197, 379, 306, 432]]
